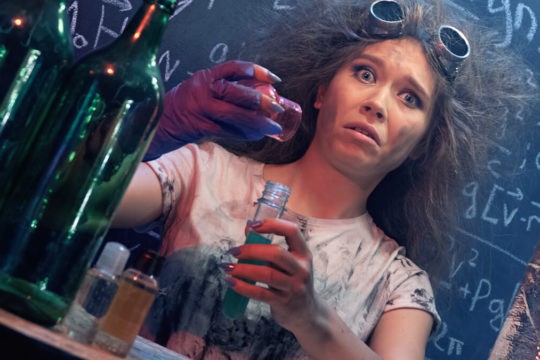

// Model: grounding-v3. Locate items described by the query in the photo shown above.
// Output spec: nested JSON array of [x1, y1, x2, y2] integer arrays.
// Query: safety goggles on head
[[366, 0, 471, 82]]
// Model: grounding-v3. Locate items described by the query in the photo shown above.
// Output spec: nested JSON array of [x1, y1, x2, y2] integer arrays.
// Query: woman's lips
[[344, 123, 381, 146]]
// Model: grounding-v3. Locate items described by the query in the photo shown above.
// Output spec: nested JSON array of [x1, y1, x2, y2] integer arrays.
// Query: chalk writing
[[431, 322, 466, 356], [486, 0, 538, 52], [171, 0, 194, 19], [274, 0, 296, 11], [68, 1, 89, 50], [158, 50, 180, 82], [457, 227, 528, 267], [94, 4, 129, 49], [209, 43, 229, 64], [101, 0, 133, 12]]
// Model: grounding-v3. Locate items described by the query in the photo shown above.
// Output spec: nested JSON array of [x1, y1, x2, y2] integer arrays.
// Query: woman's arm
[[277, 300, 431, 360], [225, 219, 432, 359], [291, 303, 383, 360], [368, 308, 433, 359], [112, 162, 163, 228]]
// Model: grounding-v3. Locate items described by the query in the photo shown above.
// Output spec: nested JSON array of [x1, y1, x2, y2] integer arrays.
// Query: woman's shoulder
[[385, 251, 441, 332], [195, 142, 264, 166], [158, 141, 264, 175]]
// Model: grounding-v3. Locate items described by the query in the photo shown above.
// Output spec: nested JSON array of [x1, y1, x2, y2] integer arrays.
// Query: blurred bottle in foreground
[[57, 242, 130, 344], [222, 180, 291, 319], [94, 250, 160, 357], [0, 0, 73, 207], [0, 0, 177, 326]]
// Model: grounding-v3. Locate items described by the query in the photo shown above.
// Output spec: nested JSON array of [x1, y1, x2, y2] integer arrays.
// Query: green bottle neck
[[115, 0, 173, 59]]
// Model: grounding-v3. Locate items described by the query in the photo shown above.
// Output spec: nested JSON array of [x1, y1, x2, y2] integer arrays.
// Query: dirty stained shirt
[[140, 142, 441, 359]]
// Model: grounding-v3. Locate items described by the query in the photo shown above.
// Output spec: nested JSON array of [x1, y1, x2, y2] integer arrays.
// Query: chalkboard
[[67, 1, 540, 359]]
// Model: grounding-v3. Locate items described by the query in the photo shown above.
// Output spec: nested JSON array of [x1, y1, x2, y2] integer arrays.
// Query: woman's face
[[311, 37, 436, 185]]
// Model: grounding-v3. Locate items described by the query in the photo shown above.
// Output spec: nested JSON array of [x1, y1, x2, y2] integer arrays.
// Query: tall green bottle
[[0, 0, 177, 326], [0, 0, 73, 207]]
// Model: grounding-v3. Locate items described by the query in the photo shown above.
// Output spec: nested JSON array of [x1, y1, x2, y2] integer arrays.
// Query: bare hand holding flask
[[221, 180, 291, 319]]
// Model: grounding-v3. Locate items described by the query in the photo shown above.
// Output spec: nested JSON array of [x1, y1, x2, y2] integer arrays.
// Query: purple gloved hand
[[145, 60, 285, 160]]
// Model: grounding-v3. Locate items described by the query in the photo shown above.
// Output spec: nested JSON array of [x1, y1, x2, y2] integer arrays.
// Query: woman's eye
[[402, 92, 422, 109], [354, 65, 375, 83]]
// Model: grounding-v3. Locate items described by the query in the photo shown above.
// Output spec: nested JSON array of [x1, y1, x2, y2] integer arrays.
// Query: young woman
[[112, 0, 533, 358]]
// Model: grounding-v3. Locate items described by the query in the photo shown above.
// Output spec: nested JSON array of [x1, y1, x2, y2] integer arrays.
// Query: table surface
[[0, 308, 188, 360]]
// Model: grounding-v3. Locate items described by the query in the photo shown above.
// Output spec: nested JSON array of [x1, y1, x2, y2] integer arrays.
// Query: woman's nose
[[360, 90, 387, 122], [361, 103, 386, 121]]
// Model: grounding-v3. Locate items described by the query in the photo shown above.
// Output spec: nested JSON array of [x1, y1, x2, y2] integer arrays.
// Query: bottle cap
[[262, 181, 291, 208], [95, 242, 130, 277]]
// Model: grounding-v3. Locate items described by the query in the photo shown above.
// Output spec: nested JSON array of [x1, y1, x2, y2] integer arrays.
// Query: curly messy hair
[[220, 0, 536, 283]]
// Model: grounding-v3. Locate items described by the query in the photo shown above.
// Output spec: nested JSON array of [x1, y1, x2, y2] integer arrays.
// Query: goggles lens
[[371, 0, 404, 23], [365, 0, 470, 81], [368, 0, 404, 37], [439, 26, 470, 59]]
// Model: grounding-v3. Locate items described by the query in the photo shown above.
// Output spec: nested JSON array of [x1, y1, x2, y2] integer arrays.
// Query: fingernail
[[247, 220, 263, 228], [228, 246, 241, 256], [219, 262, 235, 272], [261, 94, 284, 114], [224, 277, 237, 287], [263, 120, 282, 135], [267, 70, 282, 83], [269, 101, 285, 114]]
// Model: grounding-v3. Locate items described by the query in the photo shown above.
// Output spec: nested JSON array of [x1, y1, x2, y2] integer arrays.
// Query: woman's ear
[[314, 84, 327, 109]]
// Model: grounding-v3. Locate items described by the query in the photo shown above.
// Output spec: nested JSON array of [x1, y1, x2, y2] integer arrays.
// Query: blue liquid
[[221, 231, 271, 319]]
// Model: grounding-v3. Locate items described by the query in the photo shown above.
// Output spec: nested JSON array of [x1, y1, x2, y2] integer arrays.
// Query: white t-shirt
[[141, 142, 440, 359]]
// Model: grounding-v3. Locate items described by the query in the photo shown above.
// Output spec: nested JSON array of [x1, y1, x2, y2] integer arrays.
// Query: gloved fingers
[[253, 63, 282, 84], [211, 80, 285, 117], [236, 113, 282, 138], [207, 101, 282, 138], [211, 60, 281, 84], [211, 79, 259, 108], [260, 92, 285, 118], [217, 119, 279, 141]]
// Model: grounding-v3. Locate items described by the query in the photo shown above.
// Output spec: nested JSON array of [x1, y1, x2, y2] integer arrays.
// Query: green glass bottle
[[0, 0, 73, 208], [0, 0, 177, 326]]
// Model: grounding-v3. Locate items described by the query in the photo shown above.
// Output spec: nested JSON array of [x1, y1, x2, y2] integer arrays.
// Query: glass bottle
[[0, 0, 177, 326], [222, 180, 291, 319], [237, 80, 302, 142], [0, 0, 73, 208], [93, 250, 159, 357], [57, 242, 130, 344]]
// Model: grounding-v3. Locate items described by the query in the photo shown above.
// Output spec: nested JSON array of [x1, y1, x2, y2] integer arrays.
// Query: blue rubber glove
[[145, 60, 285, 160]]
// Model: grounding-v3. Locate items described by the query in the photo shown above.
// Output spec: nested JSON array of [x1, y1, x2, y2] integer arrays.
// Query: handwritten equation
[[429, 227, 526, 358], [449, 0, 539, 52], [463, 138, 540, 233], [68, 0, 540, 86], [68, 0, 299, 83]]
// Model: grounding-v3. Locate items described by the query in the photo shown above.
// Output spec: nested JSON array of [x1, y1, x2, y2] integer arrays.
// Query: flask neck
[[115, 0, 173, 59], [252, 181, 290, 222], [260, 181, 290, 210]]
